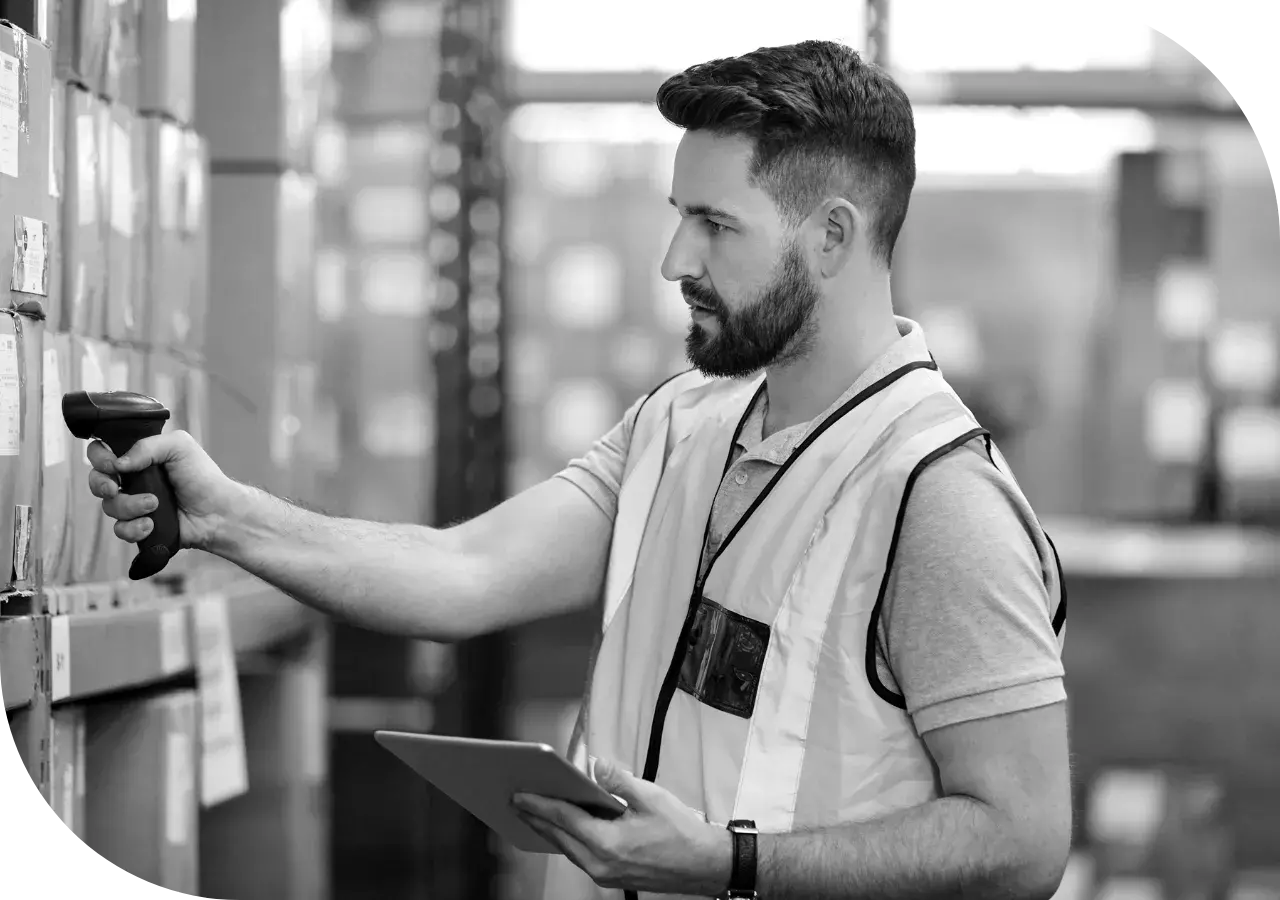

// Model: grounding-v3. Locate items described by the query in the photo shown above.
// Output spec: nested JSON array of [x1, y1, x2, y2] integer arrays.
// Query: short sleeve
[[553, 393, 648, 524], [875, 440, 1066, 735]]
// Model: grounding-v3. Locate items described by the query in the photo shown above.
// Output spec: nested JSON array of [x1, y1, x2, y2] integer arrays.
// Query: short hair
[[656, 40, 916, 267]]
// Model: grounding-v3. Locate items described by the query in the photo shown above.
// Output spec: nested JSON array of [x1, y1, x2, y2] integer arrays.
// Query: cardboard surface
[[54, 0, 108, 94], [66, 334, 105, 582], [138, 0, 195, 124], [0, 312, 42, 593], [85, 690, 199, 894], [62, 86, 105, 337], [142, 116, 188, 350], [195, 0, 331, 168], [0, 25, 53, 316], [40, 330, 72, 585], [104, 0, 141, 107], [50, 704, 87, 841], [104, 104, 145, 342]]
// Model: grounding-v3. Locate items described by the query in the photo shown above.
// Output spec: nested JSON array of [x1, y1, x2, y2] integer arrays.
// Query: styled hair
[[656, 40, 916, 266]]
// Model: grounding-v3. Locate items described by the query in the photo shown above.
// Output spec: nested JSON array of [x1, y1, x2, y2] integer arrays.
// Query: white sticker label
[[108, 358, 129, 391], [159, 608, 189, 674], [0, 334, 19, 457], [194, 595, 248, 807], [12, 504, 32, 582], [43, 348, 66, 466], [11, 217, 49, 296], [51, 616, 71, 701], [165, 729, 192, 846], [49, 87, 59, 200], [77, 115, 97, 226], [111, 123, 133, 237], [0, 52, 18, 179], [155, 373, 178, 410]]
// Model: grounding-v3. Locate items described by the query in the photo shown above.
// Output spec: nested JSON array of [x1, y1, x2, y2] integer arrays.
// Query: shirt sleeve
[[552, 393, 648, 523], [875, 439, 1067, 735]]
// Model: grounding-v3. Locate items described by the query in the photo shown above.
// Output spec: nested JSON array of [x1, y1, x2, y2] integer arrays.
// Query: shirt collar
[[735, 316, 929, 453]]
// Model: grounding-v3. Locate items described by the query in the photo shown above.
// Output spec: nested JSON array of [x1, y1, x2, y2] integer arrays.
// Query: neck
[[762, 276, 899, 436]]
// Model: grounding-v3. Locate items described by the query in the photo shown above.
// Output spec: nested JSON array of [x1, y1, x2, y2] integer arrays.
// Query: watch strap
[[727, 819, 758, 898]]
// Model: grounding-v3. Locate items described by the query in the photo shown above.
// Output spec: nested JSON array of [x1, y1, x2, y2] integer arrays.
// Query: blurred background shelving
[[0, 0, 1278, 898]]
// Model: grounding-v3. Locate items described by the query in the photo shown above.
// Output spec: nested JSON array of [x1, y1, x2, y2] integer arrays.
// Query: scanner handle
[[97, 422, 181, 580]]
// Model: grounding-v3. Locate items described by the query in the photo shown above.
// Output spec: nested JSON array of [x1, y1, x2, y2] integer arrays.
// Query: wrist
[[698, 822, 735, 896], [202, 479, 261, 557]]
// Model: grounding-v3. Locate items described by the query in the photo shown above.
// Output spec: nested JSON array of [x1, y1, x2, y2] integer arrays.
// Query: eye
[[705, 219, 729, 235]]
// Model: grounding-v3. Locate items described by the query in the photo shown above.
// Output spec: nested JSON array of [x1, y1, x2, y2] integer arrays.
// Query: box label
[[193, 595, 249, 807], [0, 334, 19, 456], [159, 607, 189, 674], [43, 348, 66, 467], [51, 616, 71, 701], [77, 115, 97, 226], [165, 729, 192, 846], [111, 123, 133, 237], [11, 217, 49, 296], [0, 52, 18, 179]]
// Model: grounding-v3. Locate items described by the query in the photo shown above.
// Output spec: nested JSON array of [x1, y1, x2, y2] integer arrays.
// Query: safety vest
[[543, 328, 1066, 900]]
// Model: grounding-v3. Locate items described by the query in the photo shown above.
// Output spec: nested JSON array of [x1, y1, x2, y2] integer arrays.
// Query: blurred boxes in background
[[63, 84, 105, 336], [139, 0, 195, 124], [182, 131, 209, 358], [141, 117, 188, 349], [1, 23, 53, 315], [47, 78, 65, 330], [105, 103, 146, 343], [41, 330, 72, 585], [54, 0, 108, 94], [195, 0, 333, 170], [67, 334, 106, 583], [205, 171, 317, 496], [50, 704, 87, 840], [104, 0, 141, 108], [86, 690, 199, 894]]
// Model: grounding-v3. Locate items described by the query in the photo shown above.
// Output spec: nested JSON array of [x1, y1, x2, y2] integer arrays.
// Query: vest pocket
[[677, 595, 771, 718]]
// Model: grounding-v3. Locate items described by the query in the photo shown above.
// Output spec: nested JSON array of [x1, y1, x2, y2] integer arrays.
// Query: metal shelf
[[48, 580, 318, 705], [1043, 517, 1280, 579], [508, 67, 1242, 118], [1, 616, 36, 711]]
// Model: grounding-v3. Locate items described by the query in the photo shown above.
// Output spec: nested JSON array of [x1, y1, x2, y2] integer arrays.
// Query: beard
[[682, 243, 821, 379]]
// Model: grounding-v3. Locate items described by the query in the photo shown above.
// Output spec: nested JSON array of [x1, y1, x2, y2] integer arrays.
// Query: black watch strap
[[726, 819, 758, 898]]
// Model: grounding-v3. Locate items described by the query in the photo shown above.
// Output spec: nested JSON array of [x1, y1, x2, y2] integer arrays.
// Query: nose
[[660, 220, 703, 284]]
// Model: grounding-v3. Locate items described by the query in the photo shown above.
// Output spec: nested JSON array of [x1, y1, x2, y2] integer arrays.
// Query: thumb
[[592, 758, 646, 809], [115, 434, 180, 474]]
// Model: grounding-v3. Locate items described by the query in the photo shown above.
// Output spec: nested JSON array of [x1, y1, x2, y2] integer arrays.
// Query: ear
[[815, 199, 863, 278]]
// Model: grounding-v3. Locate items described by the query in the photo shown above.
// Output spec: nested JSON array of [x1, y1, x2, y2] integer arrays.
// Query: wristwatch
[[725, 819, 758, 899]]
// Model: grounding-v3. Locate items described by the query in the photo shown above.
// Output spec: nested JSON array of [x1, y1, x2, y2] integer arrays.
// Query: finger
[[88, 470, 120, 500], [102, 492, 159, 522], [114, 517, 153, 544], [519, 811, 599, 870], [592, 758, 647, 811], [514, 794, 598, 838], [112, 433, 183, 474], [87, 440, 118, 475]]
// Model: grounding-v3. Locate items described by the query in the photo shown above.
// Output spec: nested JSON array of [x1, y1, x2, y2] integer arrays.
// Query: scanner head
[[62, 391, 171, 439]]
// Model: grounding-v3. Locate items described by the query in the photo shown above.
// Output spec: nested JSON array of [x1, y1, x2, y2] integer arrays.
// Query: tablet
[[374, 731, 628, 854]]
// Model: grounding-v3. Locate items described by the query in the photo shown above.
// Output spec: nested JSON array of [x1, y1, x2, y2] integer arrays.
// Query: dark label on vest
[[677, 595, 771, 719]]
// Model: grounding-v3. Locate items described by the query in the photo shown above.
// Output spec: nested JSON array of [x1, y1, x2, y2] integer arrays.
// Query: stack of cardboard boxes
[[197, 0, 331, 507], [0, 0, 205, 893]]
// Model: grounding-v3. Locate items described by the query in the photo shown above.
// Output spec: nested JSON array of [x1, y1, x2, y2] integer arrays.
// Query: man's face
[[662, 131, 822, 379]]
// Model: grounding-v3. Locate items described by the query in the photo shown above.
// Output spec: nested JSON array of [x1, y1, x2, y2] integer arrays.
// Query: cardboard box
[[104, 0, 141, 107], [0, 0, 52, 42], [54, 0, 108, 93], [142, 117, 189, 350], [62, 86, 105, 337], [67, 335, 105, 582], [40, 330, 72, 585], [0, 312, 41, 592], [1, 25, 54, 315], [104, 104, 146, 343], [50, 704, 87, 840], [205, 172, 316, 493], [85, 690, 199, 894], [46, 80, 65, 331], [138, 0, 195, 124], [181, 129, 208, 359], [195, 0, 331, 169]]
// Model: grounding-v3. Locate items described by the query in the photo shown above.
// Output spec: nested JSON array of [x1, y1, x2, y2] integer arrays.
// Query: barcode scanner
[[62, 391, 181, 580]]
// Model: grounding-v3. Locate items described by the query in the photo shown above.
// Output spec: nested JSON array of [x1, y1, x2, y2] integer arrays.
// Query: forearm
[[209, 484, 483, 642], [756, 796, 1063, 900]]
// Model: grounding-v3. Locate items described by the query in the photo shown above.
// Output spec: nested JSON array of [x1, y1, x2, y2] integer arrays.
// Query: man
[[88, 40, 1070, 900]]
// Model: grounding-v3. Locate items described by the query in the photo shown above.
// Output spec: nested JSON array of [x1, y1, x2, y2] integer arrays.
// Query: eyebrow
[[668, 197, 739, 222]]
